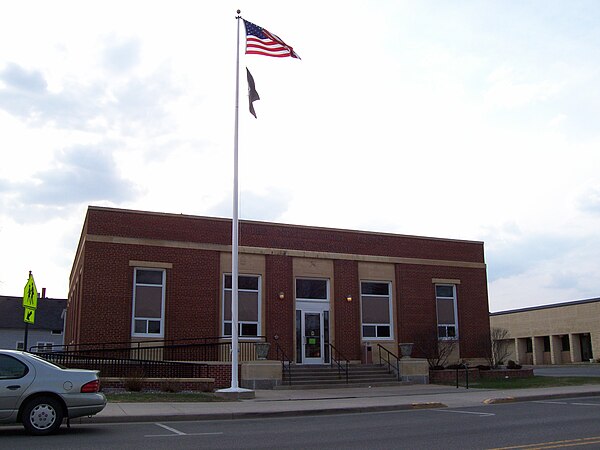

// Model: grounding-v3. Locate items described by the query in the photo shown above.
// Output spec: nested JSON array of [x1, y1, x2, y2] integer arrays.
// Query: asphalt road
[[534, 365, 600, 377], [3, 396, 600, 449]]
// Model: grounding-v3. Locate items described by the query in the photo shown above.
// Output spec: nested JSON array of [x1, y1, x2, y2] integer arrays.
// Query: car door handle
[[6, 385, 21, 390]]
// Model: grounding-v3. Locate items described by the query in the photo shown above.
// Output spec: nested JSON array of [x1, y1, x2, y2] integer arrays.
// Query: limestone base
[[240, 360, 282, 390], [399, 358, 429, 384]]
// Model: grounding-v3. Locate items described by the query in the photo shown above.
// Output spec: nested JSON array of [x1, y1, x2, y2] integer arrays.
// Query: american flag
[[243, 20, 300, 59]]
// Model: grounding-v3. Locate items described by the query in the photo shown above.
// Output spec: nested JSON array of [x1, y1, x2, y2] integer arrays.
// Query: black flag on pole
[[246, 68, 260, 118]]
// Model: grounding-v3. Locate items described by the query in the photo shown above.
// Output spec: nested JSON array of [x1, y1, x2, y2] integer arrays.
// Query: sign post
[[22, 271, 38, 351]]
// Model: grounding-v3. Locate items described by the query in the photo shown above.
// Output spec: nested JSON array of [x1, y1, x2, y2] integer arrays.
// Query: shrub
[[476, 365, 491, 371], [446, 364, 464, 370], [161, 379, 181, 393], [506, 360, 522, 370], [123, 367, 146, 392]]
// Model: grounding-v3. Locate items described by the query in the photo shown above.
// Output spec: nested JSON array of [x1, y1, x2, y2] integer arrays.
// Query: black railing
[[35, 351, 209, 379], [32, 336, 224, 354], [327, 343, 349, 383], [377, 344, 401, 381], [30, 336, 267, 363], [276, 342, 293, 386], [456, 363, 469, 389], [30, 336, 269, 379]]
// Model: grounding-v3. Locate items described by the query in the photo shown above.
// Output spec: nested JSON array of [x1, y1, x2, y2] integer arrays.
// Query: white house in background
[[0, 295, 66, 351]]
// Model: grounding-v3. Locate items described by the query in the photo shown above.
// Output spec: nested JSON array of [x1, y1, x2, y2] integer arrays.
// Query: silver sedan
[[0, 349, 106, 435]]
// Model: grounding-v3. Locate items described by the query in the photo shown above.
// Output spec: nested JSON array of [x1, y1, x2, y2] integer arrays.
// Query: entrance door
[[303, 312, 323, 364]]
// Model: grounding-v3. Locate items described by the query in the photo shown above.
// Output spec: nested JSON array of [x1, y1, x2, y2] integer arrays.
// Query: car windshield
[[25, 352, 67, 370]]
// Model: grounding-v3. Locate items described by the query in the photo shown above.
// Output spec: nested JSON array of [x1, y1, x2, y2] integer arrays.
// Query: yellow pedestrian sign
[[23, 272, 38, 310], [24, 307, 35, 324]]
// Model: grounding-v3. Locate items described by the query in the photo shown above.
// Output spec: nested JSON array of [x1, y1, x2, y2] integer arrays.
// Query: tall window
[[361, 281, 392, 339], [436, 284, 458, 339], [132, 268, 165, 337], [561, 335, 570, 351], [223, 274, 261, 337]]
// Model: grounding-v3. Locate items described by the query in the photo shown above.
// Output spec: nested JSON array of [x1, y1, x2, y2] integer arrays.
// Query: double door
[[296, 303, 329, 365]]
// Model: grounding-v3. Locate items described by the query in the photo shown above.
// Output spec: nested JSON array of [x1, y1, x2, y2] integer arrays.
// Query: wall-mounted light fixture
[[278, 291, 285, 300], [345, 294, 353, 302]]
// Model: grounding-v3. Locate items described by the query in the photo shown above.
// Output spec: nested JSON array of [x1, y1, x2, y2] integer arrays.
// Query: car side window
[[0, 355, 29, 379]]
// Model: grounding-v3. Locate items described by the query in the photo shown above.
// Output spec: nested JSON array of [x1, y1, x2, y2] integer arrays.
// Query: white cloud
[[484, 67, 561, 109]]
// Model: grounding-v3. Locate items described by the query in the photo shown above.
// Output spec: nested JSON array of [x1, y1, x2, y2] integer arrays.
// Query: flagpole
[[230, 9, 241, 391], [218, 9, 251, 396]]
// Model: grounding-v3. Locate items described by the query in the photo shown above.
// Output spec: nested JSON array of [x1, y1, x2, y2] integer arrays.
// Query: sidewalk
[[80, 383, 600, 424]]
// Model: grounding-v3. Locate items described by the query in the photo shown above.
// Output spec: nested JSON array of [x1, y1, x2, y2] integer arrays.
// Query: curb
[[483, 390, 600, 405], [75, 402, 448, 424]]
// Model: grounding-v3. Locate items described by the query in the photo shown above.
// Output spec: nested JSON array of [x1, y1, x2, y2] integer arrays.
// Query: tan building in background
[[490, 297, 600, 365]]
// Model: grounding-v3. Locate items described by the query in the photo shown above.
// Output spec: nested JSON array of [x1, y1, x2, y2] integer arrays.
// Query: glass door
[[303, 312, 324, 364]]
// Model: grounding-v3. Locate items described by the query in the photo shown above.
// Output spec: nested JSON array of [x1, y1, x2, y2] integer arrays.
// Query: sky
[[0, 1, 599, 312]]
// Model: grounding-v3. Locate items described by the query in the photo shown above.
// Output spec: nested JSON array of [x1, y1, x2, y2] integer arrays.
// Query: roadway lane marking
[[156, 423, 186, 435], [145, 423, 224, 438], [532, 401, 570, 405], [489, 435, 600, 449], [433, 409, 495, 417], [533, 401, 600, 406]]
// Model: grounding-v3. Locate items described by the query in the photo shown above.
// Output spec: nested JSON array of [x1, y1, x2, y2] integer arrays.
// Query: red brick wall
[[264, 255, 294, 359], [85, 207, 485, 263], [77, 241, 220, 344], [396, 264, 491, 359], [333, 260, 361, 360]]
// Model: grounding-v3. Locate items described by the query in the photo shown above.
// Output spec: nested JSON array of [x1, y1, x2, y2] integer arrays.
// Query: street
[[535, 365, 600, 377], [2, 396, 600, 449]]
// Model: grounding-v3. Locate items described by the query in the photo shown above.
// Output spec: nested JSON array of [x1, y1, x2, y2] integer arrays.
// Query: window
[[132, 268, 166, 337], [361, 281, 392, 339], [15, 341, 24, 351], [526, 337, 533, 353], [543, 336, 551, 352], [223, 274, 261, 337], [37, 342, 54, 352], [296, 279, 328, 300], [51, 330, 62, 335], [0, 355, 29, 379], [561, 335, 570, 351], [436, 284, 458, 339]]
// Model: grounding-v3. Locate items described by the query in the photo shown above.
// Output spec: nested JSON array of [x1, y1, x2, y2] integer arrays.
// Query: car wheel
[[22, 396, 64, 435]]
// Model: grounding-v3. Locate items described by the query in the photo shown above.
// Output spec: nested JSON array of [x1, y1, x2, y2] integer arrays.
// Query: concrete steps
[[277, 364, 405, 390]]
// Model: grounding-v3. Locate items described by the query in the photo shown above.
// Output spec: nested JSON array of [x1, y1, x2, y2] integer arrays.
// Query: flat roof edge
[[86, 205, 485, 246], [491, 297, 600, 315]]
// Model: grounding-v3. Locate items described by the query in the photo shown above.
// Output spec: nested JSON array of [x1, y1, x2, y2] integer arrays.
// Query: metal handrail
[[377, 344, 400, 381], [31, 335, 267, 354], [31, 338, 268, 364], [275, 342, 293, 386], [456, 363, 469, 389], [35, 351, 209, 378], [327, 343, 349, 383]]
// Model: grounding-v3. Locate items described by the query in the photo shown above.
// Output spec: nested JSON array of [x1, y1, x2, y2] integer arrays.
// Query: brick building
[[66, 206, 491, 365]]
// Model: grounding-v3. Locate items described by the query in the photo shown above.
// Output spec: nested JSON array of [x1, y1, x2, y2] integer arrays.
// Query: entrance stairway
[[277, 364, 404, 389]]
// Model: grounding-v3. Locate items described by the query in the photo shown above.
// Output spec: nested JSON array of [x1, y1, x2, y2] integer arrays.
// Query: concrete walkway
[[80, 383, 600, 424]]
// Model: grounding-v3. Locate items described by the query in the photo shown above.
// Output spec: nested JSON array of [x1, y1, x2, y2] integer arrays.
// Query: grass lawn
[[459, 376, 600, 389], [104, 391, 233, 403]]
